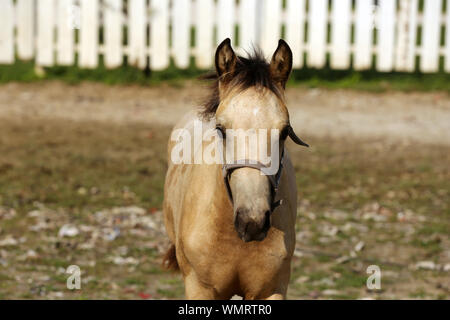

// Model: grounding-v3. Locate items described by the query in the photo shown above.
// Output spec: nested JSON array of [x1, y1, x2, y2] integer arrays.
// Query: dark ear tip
[[276, 39, 292, 56], [278, 39, 289, 47], [221, 38, 231, 46]]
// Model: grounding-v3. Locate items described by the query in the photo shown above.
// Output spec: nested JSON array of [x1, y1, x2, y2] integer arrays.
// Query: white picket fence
[[0, 0, 450, 72]]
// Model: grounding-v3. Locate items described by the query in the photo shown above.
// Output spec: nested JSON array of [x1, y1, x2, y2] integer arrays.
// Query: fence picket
[[217, 0, 235, 45], [0, 0, 14, 64], [420, 0, 442, 72], [376, 0, 396, 72], [172, 0, 191, 68], [104, 0, 123, 68], [239, 0, 257, 51], [57, 0, 75, 65], [16, 0, 35, 60], [354, 0, 373, 70], [196, 0, 214, 69], [307, 0, 327, 68], [330, 0, 351, 69], [395, 0, 418, 71], [150, 0, 169, 70], [261, 0, 282, 56], [79, 0, 99, 68], [36, 0, 55, 67], [286, 0, 305, 68], [128, 0, 147, 69], [2, 0, 450, 73]]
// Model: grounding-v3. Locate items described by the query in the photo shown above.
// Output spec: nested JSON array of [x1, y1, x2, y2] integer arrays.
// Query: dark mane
[[199, 48, 281, 120]]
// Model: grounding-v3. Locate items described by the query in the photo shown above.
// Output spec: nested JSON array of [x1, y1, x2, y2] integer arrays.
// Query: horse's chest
[[183, 225, 290, 291]]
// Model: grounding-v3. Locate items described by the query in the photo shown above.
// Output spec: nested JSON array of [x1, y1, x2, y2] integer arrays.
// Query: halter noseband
[[219, 125, 309, 212], [222, 149, 285, 212]]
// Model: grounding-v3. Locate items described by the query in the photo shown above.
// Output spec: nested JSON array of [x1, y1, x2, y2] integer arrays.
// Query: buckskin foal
[[163, 38, 308, 299]]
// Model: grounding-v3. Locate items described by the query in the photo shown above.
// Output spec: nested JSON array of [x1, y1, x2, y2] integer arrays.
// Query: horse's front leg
[[264, 293, 285, 300], [184, 272, 219, 300], [244, 292, 285, 300]]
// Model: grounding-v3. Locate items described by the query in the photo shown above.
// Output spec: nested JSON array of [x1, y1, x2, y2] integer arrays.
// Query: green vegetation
[[1, 58, 449, 92], [0, 57, 204, 86]]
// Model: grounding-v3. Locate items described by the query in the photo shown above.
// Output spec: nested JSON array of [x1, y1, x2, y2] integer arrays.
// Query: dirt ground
[[0, 81, 449, 300], [1, 81, 449, 145]]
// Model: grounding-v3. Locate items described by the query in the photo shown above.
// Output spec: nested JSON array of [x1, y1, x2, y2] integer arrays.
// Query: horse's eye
[[216, 125, 226, 139], [280, 126, 289, 140]]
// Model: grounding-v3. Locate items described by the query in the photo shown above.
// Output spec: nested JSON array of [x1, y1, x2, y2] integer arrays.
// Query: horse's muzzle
[[234, 208, 271, 242]]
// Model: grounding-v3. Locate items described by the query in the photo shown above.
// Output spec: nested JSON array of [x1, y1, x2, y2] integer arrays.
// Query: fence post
[[395, 0, 417, 72], [128, 0, 147, 69], [172, 0, 191, 69], [79, 0, 99, 68], [104, 0, 123, 68], [57, 0, 75, 66], [376, 0, 396, 72], [307, 0, 327, 68], [36, 0, 56, 67], [17, 0, 35, 61], [286, 0, 305, 68], [0, 0, 14, 64], [217, 0, 235, 45], [150, 0, 170, 70], [239, 0, 258, 52], [421, 0, 442, 72], [260, 0, 282, 56], [354, 0, 373, 70], [330, 0, 351, 69]]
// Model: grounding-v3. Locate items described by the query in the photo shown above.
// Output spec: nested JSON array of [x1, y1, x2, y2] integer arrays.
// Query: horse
[[162, 38, 308, 299]]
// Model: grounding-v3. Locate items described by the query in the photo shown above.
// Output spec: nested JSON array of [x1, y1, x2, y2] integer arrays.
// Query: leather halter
[[222, 149, 285, 212]]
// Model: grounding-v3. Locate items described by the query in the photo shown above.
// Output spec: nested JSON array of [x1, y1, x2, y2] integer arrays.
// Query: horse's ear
[[215, 38, 237, 81], [270, 39, 293, 88]]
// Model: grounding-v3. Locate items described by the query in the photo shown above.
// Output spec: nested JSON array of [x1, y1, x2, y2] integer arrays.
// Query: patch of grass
[[325, 292, 360, 300], [124, 277, 146, 286], [156, 288, 178, 298], [331, 266, 367, 289], [51, 274, 68, 283], [1, 59, 449, 92], [0, 58, 204, 86], [142, 265, 165, 275], [160, 278, 182, 286], [289, 68, 450, 92], [410, 237, 442, 255], [409, 288, 427, 299], [417, 223, 449, 236], [36, 257, 70, 269], [0, 273, 14, 282]]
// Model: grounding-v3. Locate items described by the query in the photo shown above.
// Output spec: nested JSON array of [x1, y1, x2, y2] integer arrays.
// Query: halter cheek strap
[[222, 150, 285, 212]]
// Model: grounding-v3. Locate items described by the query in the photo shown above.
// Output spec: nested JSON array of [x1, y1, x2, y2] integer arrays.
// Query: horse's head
[[208, 38, 308, 242]]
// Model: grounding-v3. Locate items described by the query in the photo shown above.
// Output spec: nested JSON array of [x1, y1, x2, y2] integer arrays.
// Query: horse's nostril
[[234, 207, 247, 232], [235, 207, 248, 217], [234, 208, 271, 242]]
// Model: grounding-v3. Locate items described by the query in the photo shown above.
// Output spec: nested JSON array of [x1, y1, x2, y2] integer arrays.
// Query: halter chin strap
[[222, 150, 285, 212]]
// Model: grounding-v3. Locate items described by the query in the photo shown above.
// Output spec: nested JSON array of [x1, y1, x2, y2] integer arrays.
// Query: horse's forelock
[[199, 49, 283, 120]]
